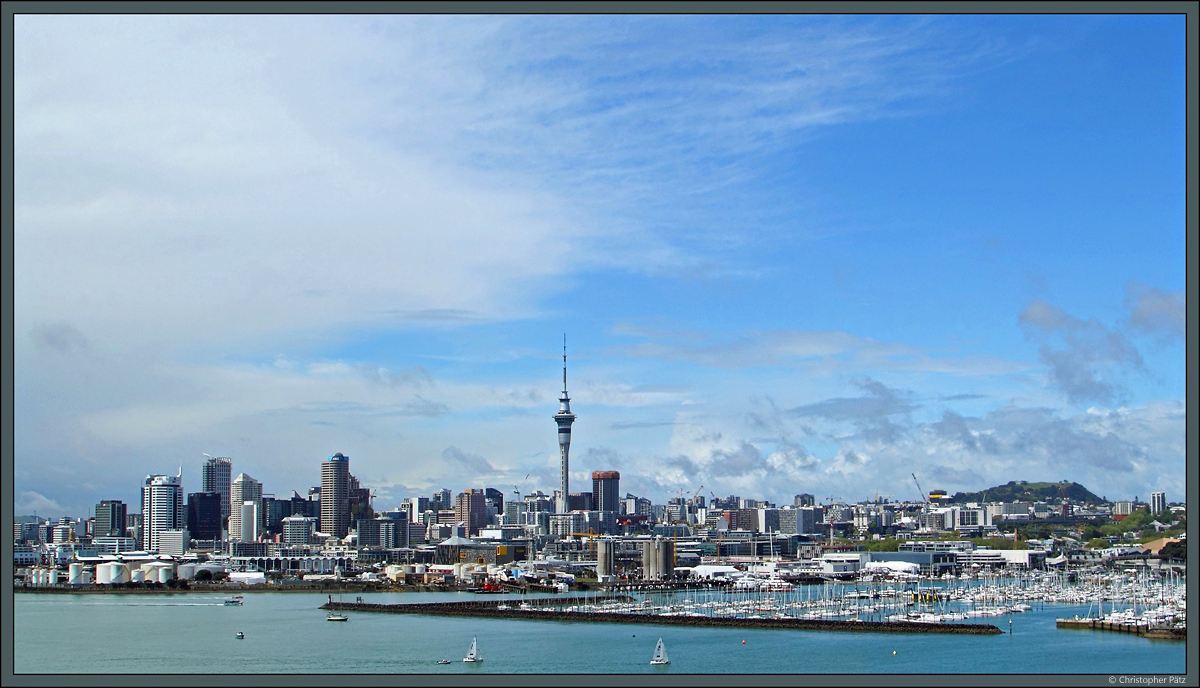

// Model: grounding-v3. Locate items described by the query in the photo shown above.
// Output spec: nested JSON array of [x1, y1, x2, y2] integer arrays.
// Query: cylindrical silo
[[176, 563, 196, 580], [69, 563, 83, 585], [111, 562, 129, 584], [642, 540, 657, 580], [657, 538, 674, 580], [158, 566, 173, 583], [48, 569, 60, 585], [81, 570, 93, 584], [95, 563, 112, 585], [596, 539, 614, 578], [131, 569, 145, 583]]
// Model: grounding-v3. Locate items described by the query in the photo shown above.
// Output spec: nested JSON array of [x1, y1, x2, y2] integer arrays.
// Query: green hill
[[949, 480, 1102, 505]]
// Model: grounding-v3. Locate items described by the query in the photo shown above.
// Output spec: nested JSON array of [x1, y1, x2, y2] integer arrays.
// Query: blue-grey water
[[12, 589, 1185, 675]]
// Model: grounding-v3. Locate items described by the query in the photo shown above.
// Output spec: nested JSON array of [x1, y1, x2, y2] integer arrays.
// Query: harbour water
[[12, 588, 1185, 676]]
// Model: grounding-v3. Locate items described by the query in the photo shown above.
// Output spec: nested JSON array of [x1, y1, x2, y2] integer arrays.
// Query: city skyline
[[14, 14, 1187, 520]]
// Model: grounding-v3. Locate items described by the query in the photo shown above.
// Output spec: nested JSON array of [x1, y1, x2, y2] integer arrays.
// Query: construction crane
[[824, 496, 843, 545], [911, 473, 930, 510]]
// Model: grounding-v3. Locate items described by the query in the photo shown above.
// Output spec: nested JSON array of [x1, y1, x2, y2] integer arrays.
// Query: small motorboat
[[436, 659, 451, 665], [235, 632, 245, 639]]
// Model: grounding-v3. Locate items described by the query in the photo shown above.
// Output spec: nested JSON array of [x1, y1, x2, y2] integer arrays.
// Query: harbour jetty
[[319, 596, 1004, 635], [1056, 617, 1185, 640]]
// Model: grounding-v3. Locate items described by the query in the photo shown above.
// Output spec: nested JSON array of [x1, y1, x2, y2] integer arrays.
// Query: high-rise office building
[[591, 471, 620, 513], [186, 492, 222, 541], [94, 500, 127, 537], [1151, 491, 1167, 515], [141, 471, 183, 552], [321, 453, 351, 538], [455, 489, 488, 536], [554, 337, 576, 514], [228, 473, 262, 542], [201, 456, 233, 522]]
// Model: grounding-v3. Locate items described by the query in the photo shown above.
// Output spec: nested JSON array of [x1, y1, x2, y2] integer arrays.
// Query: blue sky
[[13, 13, 1187, 519]]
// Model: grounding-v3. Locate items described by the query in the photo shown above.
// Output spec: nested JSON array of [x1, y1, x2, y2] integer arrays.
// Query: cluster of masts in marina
[[512, 568, 1186, 627]]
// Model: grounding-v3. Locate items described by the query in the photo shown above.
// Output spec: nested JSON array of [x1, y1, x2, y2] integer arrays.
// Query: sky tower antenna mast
[[553, 335, 576, 514]]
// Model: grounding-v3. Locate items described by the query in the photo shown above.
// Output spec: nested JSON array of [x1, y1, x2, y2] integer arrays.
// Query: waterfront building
[[455, 489, 488, 536], [94, 500, 127, 538], [141, 471, 183, 552], [157, 528, 189, 557], [553, 338, 576, 514], [228, 473, 262, 542], [282, 515, 317, 544], [1151, 491, 1167, 515], [201, 455, 233, 522], [186, 492, 222, 542], [321, 453, 351, 538]]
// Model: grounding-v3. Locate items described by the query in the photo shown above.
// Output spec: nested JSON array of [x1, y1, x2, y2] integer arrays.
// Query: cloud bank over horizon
[[13, 14, 1186, 518]]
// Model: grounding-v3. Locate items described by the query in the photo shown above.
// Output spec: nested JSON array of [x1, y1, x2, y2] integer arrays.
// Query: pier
[[1055, 617, 1185, 640], [319, 596, 1004, 634]]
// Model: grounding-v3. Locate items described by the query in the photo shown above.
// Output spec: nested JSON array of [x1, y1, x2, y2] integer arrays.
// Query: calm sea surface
[[12, 589, 1186, 676]]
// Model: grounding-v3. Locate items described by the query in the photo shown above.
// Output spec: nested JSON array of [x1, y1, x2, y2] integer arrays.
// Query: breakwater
[[320, 597, 1004, 635]]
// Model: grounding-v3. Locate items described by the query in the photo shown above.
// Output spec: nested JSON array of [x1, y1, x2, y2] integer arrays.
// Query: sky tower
[[554, 336, 576, 514]]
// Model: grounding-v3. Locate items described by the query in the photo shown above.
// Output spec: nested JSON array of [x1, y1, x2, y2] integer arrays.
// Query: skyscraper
[[94, 500, 127, 537], [186, 492, 222, 541], [554, 337, 576, 514], [321, 453, 351, 538], [141, 470, 183, 552], [455, 488, 487, 536], [228, 473, 262, 542], [201, 455, 233, 523], [591, 471, 620, 513]]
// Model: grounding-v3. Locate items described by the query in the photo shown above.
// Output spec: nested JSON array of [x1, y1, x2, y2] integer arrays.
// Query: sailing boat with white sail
[[462, 636, 483, 663], [649, 637, 669, 665]]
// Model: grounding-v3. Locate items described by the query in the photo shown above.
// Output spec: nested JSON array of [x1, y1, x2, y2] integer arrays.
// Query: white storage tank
[[95, 563, 112, 585], [48, 569, 60, 585], [81, 570, 93, 584], [158, 566, 173, 583], [69, 563, 83, 585], [131, 569, 145, 583], [176, 563, 196, 580], [110, 562, 129, 584]]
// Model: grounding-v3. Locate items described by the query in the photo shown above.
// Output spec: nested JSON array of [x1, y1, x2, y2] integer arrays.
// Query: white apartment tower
[[141, 470, 183, 552], [228, 473, 262, 542], [1151, 491, 1167, 515]]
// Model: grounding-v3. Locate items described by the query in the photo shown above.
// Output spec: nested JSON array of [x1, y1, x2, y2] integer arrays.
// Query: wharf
[[1056, 617, 1185, 640], [320, 597, 1003, 635]]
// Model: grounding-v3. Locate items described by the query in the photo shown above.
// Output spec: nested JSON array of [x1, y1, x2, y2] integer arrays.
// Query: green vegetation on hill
[[948, 480, 1102, 505]]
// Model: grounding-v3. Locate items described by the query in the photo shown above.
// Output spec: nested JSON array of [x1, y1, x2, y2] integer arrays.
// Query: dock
[[1056, 617, 1185, 640], [319, 597, 1004, 635]]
